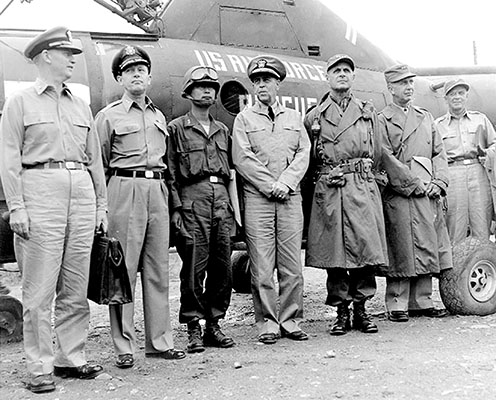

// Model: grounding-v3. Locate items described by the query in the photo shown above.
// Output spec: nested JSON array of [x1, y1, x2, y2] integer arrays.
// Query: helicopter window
[[219, 80, 249, 115], [308, 46, 321, 57], [219, 6, 301, 55]]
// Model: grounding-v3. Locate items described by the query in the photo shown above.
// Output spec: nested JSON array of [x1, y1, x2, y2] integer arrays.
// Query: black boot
[[330, 303, 351, 336], [187, 321, 205, 353], [353, 301, 378, 333], [203, 320, 235, 348]]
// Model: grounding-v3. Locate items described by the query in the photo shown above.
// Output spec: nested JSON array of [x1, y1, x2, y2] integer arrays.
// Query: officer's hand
[[412, 181, 427, 197], [96, 210, 108, 233], [171, 210, 183, 231], [271, 182, 290, 201], [10, 208, 29, 240], [426, 182, 442, 199]]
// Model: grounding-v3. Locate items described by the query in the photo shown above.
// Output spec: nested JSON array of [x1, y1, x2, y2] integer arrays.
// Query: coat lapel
[[334, 97, 363, 139], [402, 107, 425, 143]]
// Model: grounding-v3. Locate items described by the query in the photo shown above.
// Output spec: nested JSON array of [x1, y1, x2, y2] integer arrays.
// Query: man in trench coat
[[304, 54, 388, 336], [379, 64, 452, 322]]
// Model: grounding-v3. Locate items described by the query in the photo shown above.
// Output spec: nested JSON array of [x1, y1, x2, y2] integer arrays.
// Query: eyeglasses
[[191, 66, 218, 81]]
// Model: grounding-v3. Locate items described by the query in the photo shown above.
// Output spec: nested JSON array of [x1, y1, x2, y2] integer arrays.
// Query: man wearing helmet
[[95, 45, 185, 369], [167, 66, 235, 353], [232, 55, 310, 344]]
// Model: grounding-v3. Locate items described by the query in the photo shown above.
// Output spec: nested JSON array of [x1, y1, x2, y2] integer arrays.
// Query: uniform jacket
[[304, 92, 388, 269], [232, 100, 310, 197], [379, 103, 449, 277], [167, 112, 231, 211]]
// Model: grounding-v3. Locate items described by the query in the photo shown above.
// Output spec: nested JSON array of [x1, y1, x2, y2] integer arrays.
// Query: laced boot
[[187, 321, 205, 353], [330, 302, 351, 336], [353, 301, 378, 333], [203, 320, 235, 348]]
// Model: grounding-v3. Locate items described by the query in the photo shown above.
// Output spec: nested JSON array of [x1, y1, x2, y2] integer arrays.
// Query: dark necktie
[[268, 106, 275, 121]]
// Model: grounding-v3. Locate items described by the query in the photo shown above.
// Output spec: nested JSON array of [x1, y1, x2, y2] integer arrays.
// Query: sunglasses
[[191, 66, 218, 81]]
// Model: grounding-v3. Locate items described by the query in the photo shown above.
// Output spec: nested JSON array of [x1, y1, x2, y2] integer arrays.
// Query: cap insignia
[[257, 59, 267, 69], [66, 30, 73, 41], [124, 46, 136, 56]]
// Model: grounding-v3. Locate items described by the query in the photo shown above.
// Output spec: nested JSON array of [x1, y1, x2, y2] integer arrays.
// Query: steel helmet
[[181, 66, 220, 98]]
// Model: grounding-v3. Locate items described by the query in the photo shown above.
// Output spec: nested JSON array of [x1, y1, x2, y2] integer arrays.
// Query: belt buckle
[[210, 176, 219, 183], [65, 161, 76, 169], [462, 159, 472, 165], [145, 170, 154, 179]]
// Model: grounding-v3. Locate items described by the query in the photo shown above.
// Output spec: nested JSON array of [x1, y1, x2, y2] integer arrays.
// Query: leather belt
[[113, 169, 164, 179], [448, 158, 479, 166], [318, 158, 373, 175], [24, 161, 87, 171]]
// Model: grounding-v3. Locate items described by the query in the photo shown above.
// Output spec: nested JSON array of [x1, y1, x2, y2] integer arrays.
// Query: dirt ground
[[1, 251, 496, 400]]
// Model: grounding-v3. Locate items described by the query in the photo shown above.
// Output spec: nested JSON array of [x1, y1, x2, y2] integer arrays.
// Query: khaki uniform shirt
[[435, 110, 496, 162], [0, 78, 107, 212], [232, 100, 310, 197], [95, 94, 168, 178]]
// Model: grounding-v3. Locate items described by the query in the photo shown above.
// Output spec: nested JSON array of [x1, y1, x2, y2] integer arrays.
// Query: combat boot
[[187, 321, 205, 353], [353, 301, 378, 333], [330, 302, 351, 336], [203, 320, 235, 348]]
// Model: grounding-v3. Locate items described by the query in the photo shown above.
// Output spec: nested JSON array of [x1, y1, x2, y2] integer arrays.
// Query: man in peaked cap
[[304, 53, 386, 336], [232, 55, 310, 344], [167, 66, 235, 353], [435, 78, 496, 244], [379, 64, 451, 322], [95, 45, 185, 369], [0, 27, 108, 393]]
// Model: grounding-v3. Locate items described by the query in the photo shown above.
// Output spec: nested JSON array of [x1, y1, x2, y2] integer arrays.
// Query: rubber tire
[[439, 237, 496, 316], [0, 295, 23, 344], [231, 251, 251, 294]]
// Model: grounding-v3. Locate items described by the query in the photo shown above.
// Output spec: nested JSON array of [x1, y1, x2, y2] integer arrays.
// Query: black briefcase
[[87, 232, 133, 305]]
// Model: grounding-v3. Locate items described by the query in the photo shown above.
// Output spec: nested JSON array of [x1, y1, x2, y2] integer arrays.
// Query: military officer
[[167, 66, 235, 353], [435, 78, 496, 244], [305, 54, 387, 336], [95, 45, 185, 368], [379, 64, 451, 322], [0, 27, 107, 393], [232, 55, 310, 344]]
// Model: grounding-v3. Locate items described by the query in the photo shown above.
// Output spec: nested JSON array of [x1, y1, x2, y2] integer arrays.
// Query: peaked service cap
[[247, 55, 286, 82], [112, 45, 151, 80], [24, 26, 82, 59]]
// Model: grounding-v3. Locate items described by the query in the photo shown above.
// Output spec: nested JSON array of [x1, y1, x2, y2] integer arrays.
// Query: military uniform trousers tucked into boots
[[175, 180, 234, 351]]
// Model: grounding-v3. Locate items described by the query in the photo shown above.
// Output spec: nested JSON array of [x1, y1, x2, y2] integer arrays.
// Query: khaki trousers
[[107, 176, 173, 355], [385, 275, 434, 312], [244, 191, 304, 335], [17, 169, 95, 376]]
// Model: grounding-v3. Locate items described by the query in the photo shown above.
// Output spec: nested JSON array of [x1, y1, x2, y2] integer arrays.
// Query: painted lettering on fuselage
[[194, 50, 327, 82]]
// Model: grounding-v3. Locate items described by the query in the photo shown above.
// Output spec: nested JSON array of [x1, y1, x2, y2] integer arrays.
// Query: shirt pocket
[[114, 123, 142, 153], [215, 139, 231, 173], [148, 120, 167, 157], [180, 140, 205, 177], [23, 113, 57, 146], [246, 126, 269, 165], [283, 124, 301, 163], [441, 128, 459, 151], [71, 116, 91, 146]]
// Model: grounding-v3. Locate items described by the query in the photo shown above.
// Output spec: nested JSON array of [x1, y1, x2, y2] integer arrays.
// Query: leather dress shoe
[[54, 363, 103, 379], [145, 349, 186, 360], [26, 374, 56, 393], [258, 332, 279, 344], [409, 308, 448, 318], [115, 353, 134, 369], [282, 329, 309, 341], [388, 311, 409, 322]]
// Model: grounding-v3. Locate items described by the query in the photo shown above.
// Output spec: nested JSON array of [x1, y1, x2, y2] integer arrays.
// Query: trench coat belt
[[113, 169, 165, 179], [24, 161, 87, 171], [318, 158, 373, 175], [448, 158, 479, 167]]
